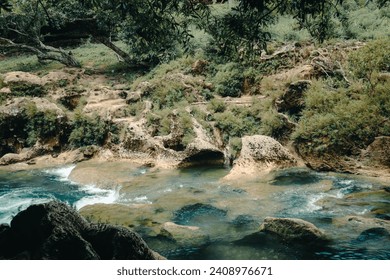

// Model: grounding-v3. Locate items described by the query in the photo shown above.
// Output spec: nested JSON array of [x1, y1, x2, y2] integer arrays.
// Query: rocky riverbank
[[1, 62, 389, 181]]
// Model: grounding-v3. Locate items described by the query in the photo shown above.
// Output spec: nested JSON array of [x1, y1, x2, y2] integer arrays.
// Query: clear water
[[0, 164, 389, 260]]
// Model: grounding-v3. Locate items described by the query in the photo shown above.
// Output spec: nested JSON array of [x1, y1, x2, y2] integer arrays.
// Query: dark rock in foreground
[[259, 217, 328, 244], [0, 201, 164, 260]]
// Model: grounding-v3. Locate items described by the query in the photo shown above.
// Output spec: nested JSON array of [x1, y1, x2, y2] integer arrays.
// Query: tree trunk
[[0, 37, 81, 67], [93, 36, 148, 69]]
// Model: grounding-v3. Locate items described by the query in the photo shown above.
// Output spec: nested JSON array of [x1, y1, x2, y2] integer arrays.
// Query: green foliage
[[292, 76, 389, 156], [69, 113, 117, 147], [25, 109, 63, 146], [146, 108, 195, 148], [207, 98, 226, 113], [213, 104, 261, 143], [340, 1, 390, 40], [212, 62, 244, 97], [131, 57, 203, 109], [9, 84, 46, 97], [348, 39, 390, 83], [0, 101, 65, 150], [229, 136, 242, 159]]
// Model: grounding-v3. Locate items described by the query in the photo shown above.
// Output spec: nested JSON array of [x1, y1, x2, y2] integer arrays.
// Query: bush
[[9, 83, 46, 97], [212, 62, 244, 97], [348, 38, 390, 83], [25, 110, 64, 146], [292, 81, 382, 156], [146, 109, 195, 147], [214, 104, 261, 143], [207, 98, 226, 113], [69, 113, 117, 147]]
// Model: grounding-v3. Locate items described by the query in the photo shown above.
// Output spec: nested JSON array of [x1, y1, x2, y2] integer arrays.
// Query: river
[[0, 162, 389, 260]]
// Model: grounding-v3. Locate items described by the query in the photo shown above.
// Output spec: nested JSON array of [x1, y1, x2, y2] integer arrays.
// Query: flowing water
[[0, 162, 389, 260]]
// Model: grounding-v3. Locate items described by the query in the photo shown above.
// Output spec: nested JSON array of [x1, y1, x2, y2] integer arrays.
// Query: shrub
[[214, 105, 261, 143], [69, 113, 117, 147], [212, 62, 244, 97], [9, 83, 46, 97], [207, 98, 226, 113], [348, 38, 390, 84], [25, 110, 64, 146], [292, 81, 382, 156]]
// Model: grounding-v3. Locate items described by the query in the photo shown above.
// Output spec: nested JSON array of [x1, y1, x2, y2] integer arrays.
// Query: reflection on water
[[1, 164, 389, 260]]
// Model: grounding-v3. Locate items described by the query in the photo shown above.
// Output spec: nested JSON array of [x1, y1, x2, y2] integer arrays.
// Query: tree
[[0, 0, 81, 67], [0, 0, 12, 14]]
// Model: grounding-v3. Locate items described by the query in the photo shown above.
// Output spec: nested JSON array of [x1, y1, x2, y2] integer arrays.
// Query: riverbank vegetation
[[0, 0, 389, 172]]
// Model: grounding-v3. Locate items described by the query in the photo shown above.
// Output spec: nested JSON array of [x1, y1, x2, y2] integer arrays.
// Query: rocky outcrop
[[0, 201, 164, 260], [259, 217, 328, 243], [223, 135, 297, 180], [3, 71, 43, 86], [361, 136, 390, 168]]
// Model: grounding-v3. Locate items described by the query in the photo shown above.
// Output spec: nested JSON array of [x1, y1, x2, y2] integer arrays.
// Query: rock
[[3, 71, 43, 86], [355, 227, 390, 243], [223, 135, 297, 180], [0, 153, 23, 165], [259, 217, 328, 243], [173, 203, 227, 226], [275, 80, 311, 117], [0, 201, 163, 260], [0, 87, 11, 94], [158, 222, 209, 246], [361, 136, 390, 168], [333, 216, 390, 240], [126, 92, 141, 103]]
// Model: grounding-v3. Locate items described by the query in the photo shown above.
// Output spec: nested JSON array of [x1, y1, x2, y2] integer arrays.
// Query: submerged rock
[[259, 217, 328, 243], [158, 222, 209, 247], [173, 203, 227, 226], [333, 216, 390, 240], [0, 201, 163, 260], [223, 135, 297, 180]]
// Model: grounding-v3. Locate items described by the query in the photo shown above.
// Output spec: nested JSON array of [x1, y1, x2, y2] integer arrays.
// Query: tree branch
[[0, 37, 80, 67]]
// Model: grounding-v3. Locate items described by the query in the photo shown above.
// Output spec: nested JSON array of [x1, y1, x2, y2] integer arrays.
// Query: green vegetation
[[293, 39, 390, 157], [8, 83, 46, 97], [1, 0, 390, 168], [69, 113, 118, 147]]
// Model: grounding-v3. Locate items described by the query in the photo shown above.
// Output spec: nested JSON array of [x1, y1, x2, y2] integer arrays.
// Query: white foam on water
[[0, 195, 51, 224], [74, 184, 120, 210], [306, 193, 325, 212], [163, 188, 173, 193], [134, 196, 151, 203], [44, 165, 76, 182]]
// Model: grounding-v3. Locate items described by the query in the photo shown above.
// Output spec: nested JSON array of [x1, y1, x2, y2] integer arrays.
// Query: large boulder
[[223, 135, 297, 180], [0, 201, 163, 260], [259, 217, 328, 243]]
